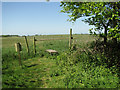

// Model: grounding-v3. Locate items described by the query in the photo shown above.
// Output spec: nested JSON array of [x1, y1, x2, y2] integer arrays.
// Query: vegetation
[[0, 35, 20, 37], [2, 2, 120, 88], [2, 34, 120, 88], [60, 2, 120, 43], [2, 1, 120, 88]]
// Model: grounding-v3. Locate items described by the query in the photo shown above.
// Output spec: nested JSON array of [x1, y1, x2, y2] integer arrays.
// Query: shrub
[[55, 46, 120, 88]]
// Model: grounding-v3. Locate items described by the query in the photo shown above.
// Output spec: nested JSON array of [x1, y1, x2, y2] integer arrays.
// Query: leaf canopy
[[60, 2, 120, 39]]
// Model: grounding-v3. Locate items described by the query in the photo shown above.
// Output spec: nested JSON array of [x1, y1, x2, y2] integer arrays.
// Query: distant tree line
[[0, 35, 20, 37]]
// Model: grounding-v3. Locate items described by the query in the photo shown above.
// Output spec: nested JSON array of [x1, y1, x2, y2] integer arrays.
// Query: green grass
[[55, 50, 119, 88], [2, 34, 120, 88], [2, 57, 57, 88]]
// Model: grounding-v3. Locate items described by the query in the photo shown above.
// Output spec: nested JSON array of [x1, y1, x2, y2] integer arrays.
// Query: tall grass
[[53, 47, 119, 88], [2, 34, 119, 88]]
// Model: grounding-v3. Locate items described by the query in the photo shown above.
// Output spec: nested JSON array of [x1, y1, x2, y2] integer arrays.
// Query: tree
[[60, 2, 120, 44]]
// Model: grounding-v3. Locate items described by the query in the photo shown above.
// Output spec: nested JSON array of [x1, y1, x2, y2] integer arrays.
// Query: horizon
[[1, 33, 90, 36]]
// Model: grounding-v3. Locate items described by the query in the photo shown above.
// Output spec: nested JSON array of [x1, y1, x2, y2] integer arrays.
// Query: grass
[[2, 57, 57, 88], [55, 49, 119, 88], [2, 34, 120, 88]]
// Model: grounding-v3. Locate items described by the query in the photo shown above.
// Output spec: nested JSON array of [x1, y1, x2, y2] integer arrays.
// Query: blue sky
[[2, 2, 91, 35]]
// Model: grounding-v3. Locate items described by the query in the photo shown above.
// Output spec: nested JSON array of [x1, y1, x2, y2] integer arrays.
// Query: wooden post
[[15, 43, 22, 66], [71, 40, 76, 50], [33, 37, 36, 56], [69, 28, 72, 49], [24, 36, 30, 55]]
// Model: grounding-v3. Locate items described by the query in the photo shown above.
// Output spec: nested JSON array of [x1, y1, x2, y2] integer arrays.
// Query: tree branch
[[101, 21, 107, 29]]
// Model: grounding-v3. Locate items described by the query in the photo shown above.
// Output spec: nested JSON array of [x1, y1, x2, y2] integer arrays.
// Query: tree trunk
[[104, 27, 107, 44], [112, 38, 117, 44], [103, 27, 108, 54]]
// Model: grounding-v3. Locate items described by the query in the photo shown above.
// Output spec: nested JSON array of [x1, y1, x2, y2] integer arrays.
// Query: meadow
[[2, 34, 120, 88]]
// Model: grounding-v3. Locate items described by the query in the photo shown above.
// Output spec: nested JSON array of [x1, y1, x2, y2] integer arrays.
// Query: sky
[[2, 2, 92, 35]]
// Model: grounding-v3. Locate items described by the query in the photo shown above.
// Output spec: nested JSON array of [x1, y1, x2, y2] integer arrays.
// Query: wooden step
[[46, 49, 58, 54]]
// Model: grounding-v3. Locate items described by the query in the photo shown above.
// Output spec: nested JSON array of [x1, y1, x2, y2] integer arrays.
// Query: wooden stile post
[[69, 28, 73, 49], [33, 37, 36, 56], [15, 43, 22, 66], [24, 36, 30, 55]]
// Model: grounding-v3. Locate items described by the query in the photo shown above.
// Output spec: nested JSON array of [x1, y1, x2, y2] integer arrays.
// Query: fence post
[[24, 36, 30, 55], [15, 43, 22, 66], [33, 37, 36, 56], [69, 28, 72, 49]]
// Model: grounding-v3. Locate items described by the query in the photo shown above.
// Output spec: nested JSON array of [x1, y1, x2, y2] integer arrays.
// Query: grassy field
[[2, 34, 95, 60], [2, 34, 120, 88]]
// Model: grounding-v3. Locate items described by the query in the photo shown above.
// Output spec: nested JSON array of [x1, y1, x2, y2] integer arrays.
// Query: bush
[[64, 65, 119, 88], [54, 46, 120, 88]]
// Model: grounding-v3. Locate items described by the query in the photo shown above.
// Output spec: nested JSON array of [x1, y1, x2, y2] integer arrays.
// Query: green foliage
[[63, 65, 119, 88], [2, 35, 120, 88], [55, 47, 119, 88], [89, 40, 120, 68], [60, 2, 120, 41]]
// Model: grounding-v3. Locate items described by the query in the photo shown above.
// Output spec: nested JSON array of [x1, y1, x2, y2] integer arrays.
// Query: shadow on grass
[[89, 40, 120, 78], [90, 40, 120, 68]]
